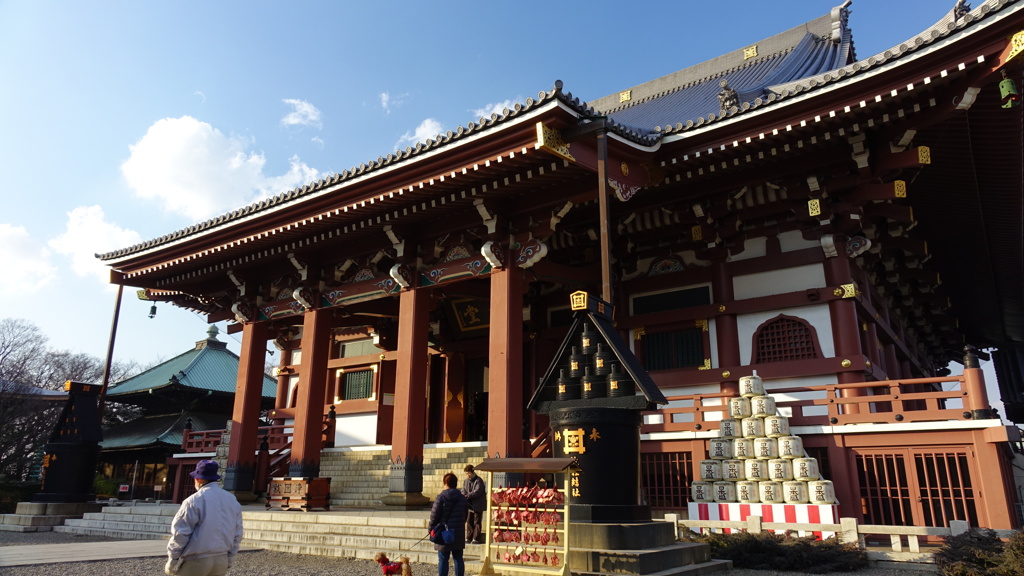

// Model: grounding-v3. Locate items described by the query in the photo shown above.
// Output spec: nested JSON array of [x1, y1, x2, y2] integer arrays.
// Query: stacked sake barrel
[[690, 374, 837, 506]]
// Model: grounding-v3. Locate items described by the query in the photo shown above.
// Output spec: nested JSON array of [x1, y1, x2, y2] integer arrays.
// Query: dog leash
[[411, 532, 431, 548]]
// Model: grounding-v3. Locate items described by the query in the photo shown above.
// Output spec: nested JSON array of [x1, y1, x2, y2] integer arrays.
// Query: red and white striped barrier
[[688, 502, 841, 539]]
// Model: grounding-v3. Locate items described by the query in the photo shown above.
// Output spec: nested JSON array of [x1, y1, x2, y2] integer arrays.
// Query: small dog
[[373, 552, 412, 576]]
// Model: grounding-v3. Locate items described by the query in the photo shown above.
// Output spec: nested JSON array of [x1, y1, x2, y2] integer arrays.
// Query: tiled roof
[[652, 0, 1016, 136], [1, 379, 67, 399], [591, 6, 854, 134], [106, 333, 275, 398], [96, 0, 1015, 263], [100, 411, 227, 450]]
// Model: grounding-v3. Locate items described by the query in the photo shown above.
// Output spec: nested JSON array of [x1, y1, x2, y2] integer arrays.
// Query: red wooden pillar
[[223, 321, 269, 497], [488, 266, 525, 458], [824, 433, 860, 521], [376, 359, 396, 445], [382, 288, 431, 508], [824, 242, 865, 420], [289, 308, 331, 477], [712, 261, 740, 395], [172, 461, 188, 503], [274, 348, 291, 410]]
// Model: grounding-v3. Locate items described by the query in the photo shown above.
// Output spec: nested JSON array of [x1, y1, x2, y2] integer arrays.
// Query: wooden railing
[[642, 374, 994, 434], [181, 424, 292, 453]]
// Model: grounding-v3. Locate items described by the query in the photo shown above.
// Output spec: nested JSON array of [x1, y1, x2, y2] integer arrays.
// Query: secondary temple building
[[100, 1, 1024, 528]]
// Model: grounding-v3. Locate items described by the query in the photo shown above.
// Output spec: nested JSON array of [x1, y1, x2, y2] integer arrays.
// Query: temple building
[[100, 0, 1024, 528], [97, 327, 276, 500]]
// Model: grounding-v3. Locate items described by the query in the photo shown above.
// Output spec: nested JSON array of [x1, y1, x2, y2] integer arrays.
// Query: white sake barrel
[[777, 436, 804, 459], [736, 481, 760, 503], [691, 481, 714, 503], [728, 397, 752, 418], [708, 438, 734, 460], [719, 418, 742, 439], [768, 458, 793, 481], [733, 438, 756, 459], [764, 415, 790, 438], [744, 458, 769, 481], [750, 395, 776, 417], [739, 374, 764, 397], [742, 417, 765, 438], [783, 481, 809, 504], [793, 458, 820, 481], [753, 437, 779, 460], [808, 480, 837, 504], [699, 459, 722, 481], [722, 459, 745, 481], [758, 480, 784, 503], [713, 481, 737, 502]]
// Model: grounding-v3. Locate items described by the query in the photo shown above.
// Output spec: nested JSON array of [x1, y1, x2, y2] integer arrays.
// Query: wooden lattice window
[[641, 328, 705, 370], [641, 451, 693, 509], [334, 368, 375, 401], [752, 314, 823, 363]]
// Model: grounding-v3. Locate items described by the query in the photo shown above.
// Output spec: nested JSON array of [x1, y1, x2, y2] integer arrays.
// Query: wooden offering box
[[266, 477, 331, 511]]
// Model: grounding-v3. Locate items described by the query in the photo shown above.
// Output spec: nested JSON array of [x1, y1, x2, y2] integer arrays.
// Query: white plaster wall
[[778, 230, 820, 252], [732, 263, 834, 364], [728, 236, 766, 262], [334, 413, 378, 446], [734, 263, 826, 300]]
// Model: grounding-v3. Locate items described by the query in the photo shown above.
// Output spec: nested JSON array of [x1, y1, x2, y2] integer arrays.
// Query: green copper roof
[[100, 411, 228, 450], [107, 329, 275, 399]]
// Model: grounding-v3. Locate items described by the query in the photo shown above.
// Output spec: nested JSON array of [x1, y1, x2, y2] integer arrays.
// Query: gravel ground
[[0, 531, 919, 576]]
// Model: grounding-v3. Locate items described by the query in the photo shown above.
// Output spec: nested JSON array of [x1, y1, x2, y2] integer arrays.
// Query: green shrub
[[935, 528, 1024, 576], [683, 530, 867, 573], [93, 475, 123, 499], [0, 481, 41, 514]]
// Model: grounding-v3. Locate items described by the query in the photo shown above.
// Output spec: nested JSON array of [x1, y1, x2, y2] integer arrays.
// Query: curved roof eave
[[100, 80, 668, 267], [656, 0, 1018, 144], [103, 89, 612, 267]]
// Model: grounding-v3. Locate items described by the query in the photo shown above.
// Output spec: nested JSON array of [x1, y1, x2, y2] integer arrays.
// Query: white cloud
[[472, 99, 523, 120], [121, 116, 320, 222], [0, 224, 57, 295], [281, 99, 322, 129], [194, 90, 206, 104], [379, 91, 408, 115], [48, 206, 142, 283], [311, 136, 324, 149], [395, 118, 445, 151]]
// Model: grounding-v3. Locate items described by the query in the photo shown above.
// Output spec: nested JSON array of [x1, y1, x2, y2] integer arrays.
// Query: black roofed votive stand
[[520, 293, 714, 576]]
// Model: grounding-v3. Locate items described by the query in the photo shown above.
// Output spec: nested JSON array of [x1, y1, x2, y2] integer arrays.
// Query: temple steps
[[55, 504, 485, 566], [55, 504, 177, 540], [321, 443, 488, 508]]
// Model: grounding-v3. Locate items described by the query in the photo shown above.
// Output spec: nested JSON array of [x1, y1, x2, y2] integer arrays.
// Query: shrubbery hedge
[[682, 530, 868, 573]]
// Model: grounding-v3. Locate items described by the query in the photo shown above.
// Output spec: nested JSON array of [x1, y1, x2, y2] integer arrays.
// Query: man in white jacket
[[165, 460, 244, 576]]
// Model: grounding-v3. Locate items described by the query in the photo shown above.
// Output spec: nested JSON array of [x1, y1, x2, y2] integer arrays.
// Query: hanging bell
[[555, 368, 579, 401], [593, 343, 613, 376], [607, 363, 635, 397], [580, 322, 597, 355], [581, 366, 606, 399], [569, 345, 585, 379]]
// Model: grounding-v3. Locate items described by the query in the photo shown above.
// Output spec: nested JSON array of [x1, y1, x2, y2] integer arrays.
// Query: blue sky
[[0, 1, 997, 397]]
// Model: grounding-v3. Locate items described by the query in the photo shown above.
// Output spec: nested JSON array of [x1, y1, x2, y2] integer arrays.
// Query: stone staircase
[[56, 504, 480, 565], [56, 444, 492, 563], [55, 503, 176, 540], [0, 502, 102, 532], [322, 443, 489, 508]]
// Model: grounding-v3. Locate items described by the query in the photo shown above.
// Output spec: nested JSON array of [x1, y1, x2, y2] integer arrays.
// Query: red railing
[[640, 374, 991, 434], [181, 424, 292, 453]]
